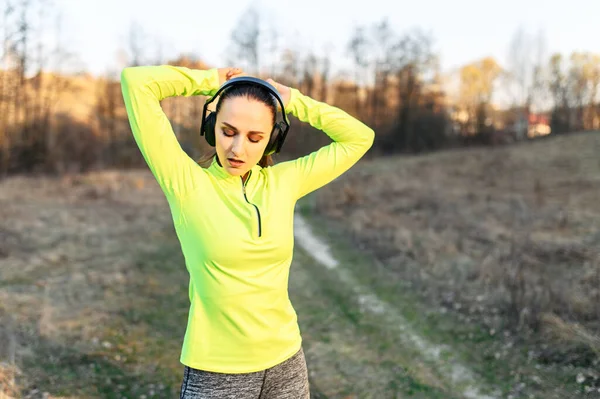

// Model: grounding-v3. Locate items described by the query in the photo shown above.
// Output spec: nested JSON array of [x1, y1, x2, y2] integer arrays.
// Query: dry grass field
[[1, 131, 599, 398]]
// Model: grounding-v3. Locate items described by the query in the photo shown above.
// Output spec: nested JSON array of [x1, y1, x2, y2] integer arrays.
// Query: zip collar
[[207, 155, 263, 183]]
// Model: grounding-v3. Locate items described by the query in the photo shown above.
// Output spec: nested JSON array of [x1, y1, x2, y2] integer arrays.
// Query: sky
[[52, 0, 598, 79]]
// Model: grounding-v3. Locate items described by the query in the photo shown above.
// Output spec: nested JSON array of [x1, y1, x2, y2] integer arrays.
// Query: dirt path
[[292, 214, 497, 399]]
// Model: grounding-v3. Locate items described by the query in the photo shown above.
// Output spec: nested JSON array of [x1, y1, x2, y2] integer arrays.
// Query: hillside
[[0, 132, 599, 398], [305, 131, 600, 395]]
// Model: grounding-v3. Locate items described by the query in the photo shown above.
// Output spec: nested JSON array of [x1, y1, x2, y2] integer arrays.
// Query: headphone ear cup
[[274, 122, 288, 153], [264, 124, 283, 156], [203, 112, 217, 146]]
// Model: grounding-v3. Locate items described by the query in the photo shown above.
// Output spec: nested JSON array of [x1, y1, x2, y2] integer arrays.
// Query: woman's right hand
[[266, 79, 291, 109], [217, 67, 244, 86]]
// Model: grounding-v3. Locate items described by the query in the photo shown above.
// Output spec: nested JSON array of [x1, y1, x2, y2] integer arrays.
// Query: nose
[[231, 134, 245, 155]]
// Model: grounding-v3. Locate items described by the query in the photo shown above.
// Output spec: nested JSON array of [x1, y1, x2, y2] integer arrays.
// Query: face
[[215, 96, 273, 177]]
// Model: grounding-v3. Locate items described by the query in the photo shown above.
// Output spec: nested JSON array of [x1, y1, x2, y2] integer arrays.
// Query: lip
[[228, 158, 245, 167]]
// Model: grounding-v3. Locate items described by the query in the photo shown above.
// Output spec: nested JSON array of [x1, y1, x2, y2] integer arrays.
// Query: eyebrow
[[222, 122, 265, 135]]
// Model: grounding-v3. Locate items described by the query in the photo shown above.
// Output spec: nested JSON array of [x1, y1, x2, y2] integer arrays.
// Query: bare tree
[[504, 27, 550, 138], [15, 0, 31, 143], [279, 48, 301, 87], [505, 26, 533, 139], [568, 52, 588, 131], [0, 0, 37, 172], [530, 29, 549, 113], [39, 5, 79, 172], [229, 4, 261, 75], [369, 18, 394, 129], [0, 0, 16, 174], [506, 26, 533, 108], [128, 20, 146, 67], [347, 25, 369, 119], [301, 52, 317, 98], [548, 53, 570, 133], [0, 0, 80, 174], [390, 28, 438, 151], [262, 21, 279, 77], [320, 50, 330, 103], [30, 0, 50, 139]]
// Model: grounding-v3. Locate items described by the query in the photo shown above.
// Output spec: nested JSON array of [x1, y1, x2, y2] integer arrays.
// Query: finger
[[227, 70, 245, 80]]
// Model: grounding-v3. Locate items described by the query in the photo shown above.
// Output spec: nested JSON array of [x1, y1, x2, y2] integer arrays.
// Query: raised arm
[[120, 65, 219, 197], [274, 88, 375, 200]]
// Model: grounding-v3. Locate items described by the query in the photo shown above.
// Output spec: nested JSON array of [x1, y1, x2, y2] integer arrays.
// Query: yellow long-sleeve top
[[120, 65, 375, 373]]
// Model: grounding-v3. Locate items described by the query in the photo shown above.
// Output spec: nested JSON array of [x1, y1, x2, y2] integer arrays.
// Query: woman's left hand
[[217, 67, 245, 86], [266, 78, 291, 109]]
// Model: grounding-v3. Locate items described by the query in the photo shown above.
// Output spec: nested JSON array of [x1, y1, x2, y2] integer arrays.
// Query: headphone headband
[[202, 76, 290, 125]]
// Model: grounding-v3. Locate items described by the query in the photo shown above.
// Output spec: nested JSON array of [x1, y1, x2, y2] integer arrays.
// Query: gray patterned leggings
[[179, 347, 310, 399]]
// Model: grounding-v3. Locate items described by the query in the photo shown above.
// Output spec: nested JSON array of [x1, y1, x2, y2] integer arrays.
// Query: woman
[[120, 65, 374, 398]]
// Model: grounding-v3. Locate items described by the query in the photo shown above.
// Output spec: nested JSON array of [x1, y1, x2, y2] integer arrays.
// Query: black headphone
[[200, 76, 291, 156]]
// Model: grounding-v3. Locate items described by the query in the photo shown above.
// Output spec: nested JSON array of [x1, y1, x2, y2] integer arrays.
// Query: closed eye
[[222, 128, 262, 143], [221, 127, 262, 143], [249, 136, 261, 143]]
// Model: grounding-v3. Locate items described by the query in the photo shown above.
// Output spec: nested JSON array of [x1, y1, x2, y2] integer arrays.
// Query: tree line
[[0, 1, 598, 176]]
